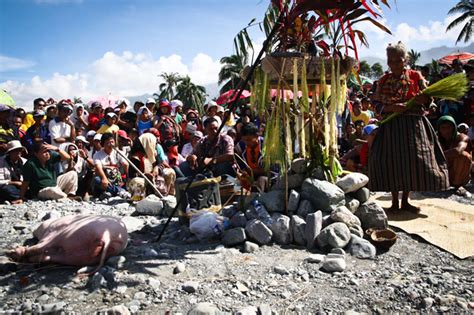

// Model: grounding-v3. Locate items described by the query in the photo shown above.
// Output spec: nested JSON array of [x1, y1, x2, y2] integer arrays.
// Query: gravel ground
[[0, 197, 473, 314]]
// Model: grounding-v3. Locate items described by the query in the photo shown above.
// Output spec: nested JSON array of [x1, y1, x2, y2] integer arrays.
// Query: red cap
[[117, 130, 131, 141]]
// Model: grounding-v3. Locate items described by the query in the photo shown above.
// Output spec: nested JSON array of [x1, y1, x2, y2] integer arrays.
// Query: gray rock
[[336, 173, 369, 193], [301, 178, 345, 212], [230, 212, 247, 228], [273, 265, 290, 275], [305, 211, 322, 249], [349, 225, 364, 238], [258, 304, 272, 315], [42, 302, 66, 313], [348, 235, 376, 259], [322, 214, 334, 228], [36, 294, 50, 303], [330, 206, 361, 228], [311, 167, 326, 180], [173, 262, 186, 274], [136, 195, 163, 215], [331, 248, 346, 255], [105, 304, 131, 315], [162, 195, 177, 216], [291, 158, 308, 174], [221, 205, 238, 218], [306, 254, 325, 263], [317, 222, 351, 249], [106, 256, 127, 269], [133, 291, 147, 300], [182, 281, 200, 293], [422, 297, 434, 309], [354, 201, 388, 230], [87, 273, 106, 291], [235, 306, 259, 315], [121, 216, 145, 233], [259, 190, 285, 212], [351, 187, 370, 204], [245, 219, 273, 245], [322, 257, 346, 273], [275, 173, 306, 190], [291, 215, 306, 246], [222, 228, 246, 246], [188, 302, 219, 315], [245, 207, 259, 221], [243, 241, 259, 253], [345, 198, 360, 213], [270, 213, 292, 245], [146, 277, 161, 291], [296, 199, 314, 218], [288, 190, 300, 212]]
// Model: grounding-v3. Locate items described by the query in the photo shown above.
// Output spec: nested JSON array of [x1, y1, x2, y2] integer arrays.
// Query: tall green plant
[[446, 0, 474, 44], [175, 76, 207, 115], [156, 72, 180, 100], [218, 54, 249, 94]]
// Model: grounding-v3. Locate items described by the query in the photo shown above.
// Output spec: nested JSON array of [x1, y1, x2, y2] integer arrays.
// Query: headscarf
[[437, 115, 458, 142], [138, 133, 157, 165], [137, 106, 152, 119], [71, 103, 88, 125]]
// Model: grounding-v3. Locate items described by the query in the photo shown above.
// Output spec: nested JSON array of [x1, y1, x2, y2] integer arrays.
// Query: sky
[[0, 0, 470, 107]]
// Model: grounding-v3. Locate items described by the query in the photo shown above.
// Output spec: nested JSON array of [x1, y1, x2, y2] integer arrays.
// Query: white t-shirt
[[49, 119, 72, 147], [181, 142, 194, 158], [93, 150, 126, 168]]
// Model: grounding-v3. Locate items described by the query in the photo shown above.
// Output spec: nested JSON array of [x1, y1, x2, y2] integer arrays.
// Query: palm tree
[[446, 0, 474, 44], [175, 76, 207, 115], [407, 49, 421, 68], [156, 72, 181, 100], [218, 54, 249, 94]]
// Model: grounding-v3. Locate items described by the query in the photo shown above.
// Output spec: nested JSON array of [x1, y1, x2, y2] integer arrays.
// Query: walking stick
[[153, 10, 285, 243], [114, 148, 164, 198]]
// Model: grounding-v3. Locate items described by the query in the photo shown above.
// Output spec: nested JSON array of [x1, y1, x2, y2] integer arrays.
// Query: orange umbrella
[[438, 52, 474, 65]]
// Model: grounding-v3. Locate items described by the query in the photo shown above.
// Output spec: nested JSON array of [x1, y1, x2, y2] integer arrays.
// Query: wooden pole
[[114, 148, 164, 199]]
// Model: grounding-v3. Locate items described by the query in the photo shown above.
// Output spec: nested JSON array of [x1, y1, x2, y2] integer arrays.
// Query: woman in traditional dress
[[369, 42, 449, 213]]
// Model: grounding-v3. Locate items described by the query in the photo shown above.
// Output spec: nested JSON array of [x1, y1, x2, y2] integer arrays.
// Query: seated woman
[[341, 124, 378, 174], [129, 132, 176, 196], [437, 115, 472, 190], [236, 122, 267, 192], [136, 106, 154, 135], [61, 141, 94, 199]]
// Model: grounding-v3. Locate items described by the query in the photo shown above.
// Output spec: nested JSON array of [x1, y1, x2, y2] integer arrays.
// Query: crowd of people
[[0, 46, 472, 207]]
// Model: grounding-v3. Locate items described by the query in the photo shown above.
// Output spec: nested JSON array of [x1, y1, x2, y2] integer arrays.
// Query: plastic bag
[[189, 211, 227, 240]]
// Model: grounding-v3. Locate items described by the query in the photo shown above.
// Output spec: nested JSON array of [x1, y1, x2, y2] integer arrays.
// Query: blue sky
[[0, 0, 469, 106]]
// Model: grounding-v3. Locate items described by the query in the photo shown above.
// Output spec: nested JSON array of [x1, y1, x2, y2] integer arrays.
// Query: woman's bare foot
[[385, 204, 400, 212], [401, 202, 421, 214]]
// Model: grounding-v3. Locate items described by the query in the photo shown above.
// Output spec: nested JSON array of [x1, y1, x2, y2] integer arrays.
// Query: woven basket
[[259, 53, 356, 84]]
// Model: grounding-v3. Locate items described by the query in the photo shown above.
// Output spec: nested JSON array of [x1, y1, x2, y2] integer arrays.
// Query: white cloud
[[0, 55, 36, 72], [358, 15, 465, 58], [0, 51, 221, 108]]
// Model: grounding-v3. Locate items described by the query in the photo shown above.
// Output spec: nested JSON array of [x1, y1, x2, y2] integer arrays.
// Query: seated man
[[437, 115, 472, 189], [49, 103, 76, 147], [183, 117, 235, 177], [236, 122, 267, 192], [0, 141, 27, 204], [20, 142, 78, 200], [25, 110, 50, 153], [93, 133, 129, 198]]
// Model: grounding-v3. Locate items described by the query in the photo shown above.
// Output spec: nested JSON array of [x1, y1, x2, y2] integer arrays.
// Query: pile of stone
[[218, 158, 388, 273]]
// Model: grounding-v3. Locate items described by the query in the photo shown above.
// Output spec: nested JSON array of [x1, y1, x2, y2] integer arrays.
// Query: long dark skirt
[[368, 115, 449, 192]]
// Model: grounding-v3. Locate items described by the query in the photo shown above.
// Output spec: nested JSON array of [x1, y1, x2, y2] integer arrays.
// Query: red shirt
[[88, 113, 104, 131]]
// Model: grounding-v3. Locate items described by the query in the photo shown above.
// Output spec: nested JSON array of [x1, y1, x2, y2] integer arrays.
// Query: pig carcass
[[9, 214, 128, 271]]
